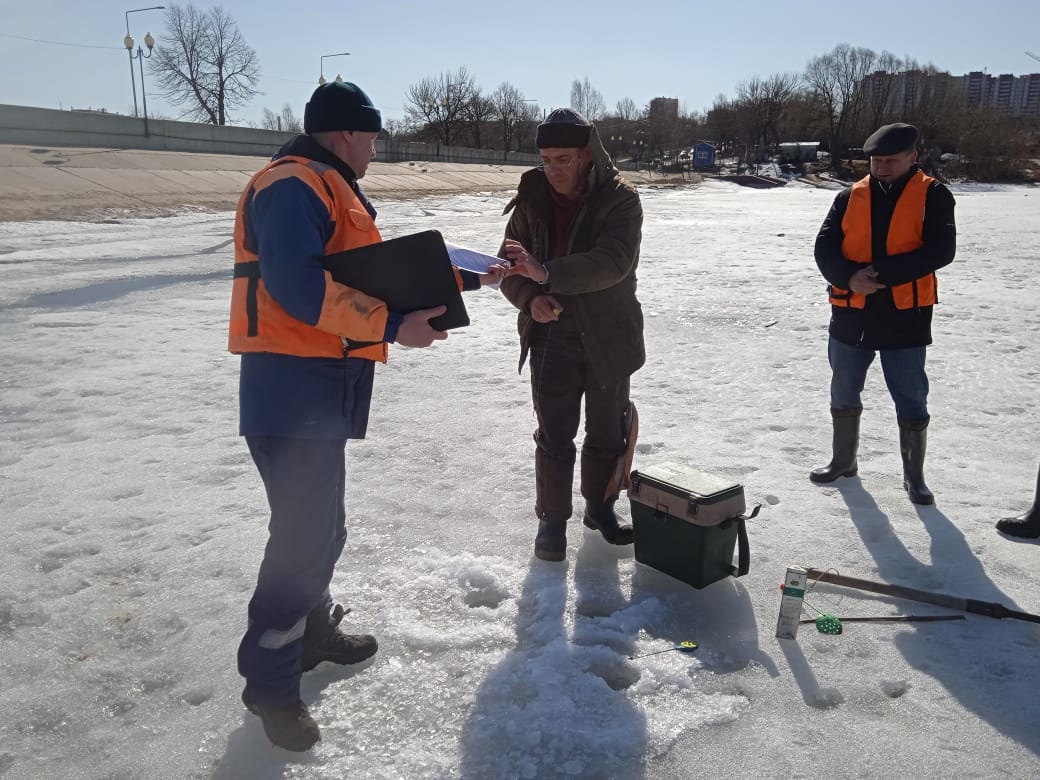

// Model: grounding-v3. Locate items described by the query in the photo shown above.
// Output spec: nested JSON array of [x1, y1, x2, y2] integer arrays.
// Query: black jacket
[[814, 165, 956, 349]]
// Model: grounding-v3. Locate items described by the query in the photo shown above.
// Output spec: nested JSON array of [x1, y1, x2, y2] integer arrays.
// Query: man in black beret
[[810, 123, 956, 505], [498, 108, 645, 561]]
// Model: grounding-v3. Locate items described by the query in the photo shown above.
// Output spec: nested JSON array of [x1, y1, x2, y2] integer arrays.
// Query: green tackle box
[[629, 462, 751, 589]]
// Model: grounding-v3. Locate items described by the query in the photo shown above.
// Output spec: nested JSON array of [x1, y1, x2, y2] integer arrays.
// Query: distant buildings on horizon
[[861, 69, 1040, 118]]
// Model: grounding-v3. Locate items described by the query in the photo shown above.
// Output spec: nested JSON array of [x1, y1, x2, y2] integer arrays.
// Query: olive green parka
[[499, 126, 645, 389]]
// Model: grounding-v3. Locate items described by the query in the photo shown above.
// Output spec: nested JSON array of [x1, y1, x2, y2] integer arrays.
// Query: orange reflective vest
[[831, 171, 938, 310], [229, 155, 389, 362]]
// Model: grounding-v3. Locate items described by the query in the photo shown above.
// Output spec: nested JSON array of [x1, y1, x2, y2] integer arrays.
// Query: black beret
[[536, 108, 592, 149], [304, 81, 382, 134], [863, 123, 919, 156]]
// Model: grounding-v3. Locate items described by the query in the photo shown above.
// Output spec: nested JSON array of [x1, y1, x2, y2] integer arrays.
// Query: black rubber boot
[[810, 407, 861, 484], [996, 463, 1040, 538], [582, 501, 634, 545], [534, 514, 567, 562], [242, 689, 320, 752], [579, 449, 634, 545], [301, 603, 378, 672], [899, 417, 935, 505], [533, 439, 574, 562]]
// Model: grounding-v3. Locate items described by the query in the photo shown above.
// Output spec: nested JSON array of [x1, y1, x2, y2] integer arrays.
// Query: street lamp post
[[124, 31, 157, 136], [319, 52, 351, 85], [124, 6, 164, 118]]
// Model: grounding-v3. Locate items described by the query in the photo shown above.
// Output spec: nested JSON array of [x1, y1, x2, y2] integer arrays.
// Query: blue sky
[[2, 0, 1038, 127]]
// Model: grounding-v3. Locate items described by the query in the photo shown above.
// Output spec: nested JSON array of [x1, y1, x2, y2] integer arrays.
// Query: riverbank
[[0, 144, 692, 222]]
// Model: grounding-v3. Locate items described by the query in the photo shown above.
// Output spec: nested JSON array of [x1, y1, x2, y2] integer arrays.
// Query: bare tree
[[570, 76, 605, 120], [859, 51, 906, 133], [804, 43, 880, 165], [907, 70, 961, 150], [490, 82, 533, 151], [736, 73, 800, 154], [615, 97, 638, 121], [775, 89, 822, 144], [382, 118, 405, 140], [705, 95, 740, 158], [955, 104, 1033, 179], [260, 103, 302, 133], [464, 93, 495, 148], [150, 4, 260, 125], [513, 101, 541, 152], [404, 67, 478, 146]]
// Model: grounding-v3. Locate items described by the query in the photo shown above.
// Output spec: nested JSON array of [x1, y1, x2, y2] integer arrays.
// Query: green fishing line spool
[[814, 614, 843, 635]]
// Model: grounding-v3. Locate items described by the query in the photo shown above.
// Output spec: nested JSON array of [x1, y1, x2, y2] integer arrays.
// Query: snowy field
[[1, 180, 1038, 779]]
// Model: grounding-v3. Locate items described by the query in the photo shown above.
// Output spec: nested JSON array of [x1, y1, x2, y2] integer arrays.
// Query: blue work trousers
[[238, 435, 347, 706], [828, 337, 929, 420]]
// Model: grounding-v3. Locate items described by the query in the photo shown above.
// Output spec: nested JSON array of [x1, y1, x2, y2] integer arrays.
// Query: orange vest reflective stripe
[[229, 155, 388, 362], [831, 171, 938, 310]]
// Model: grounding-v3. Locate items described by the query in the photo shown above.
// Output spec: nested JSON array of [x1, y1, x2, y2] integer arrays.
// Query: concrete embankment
[[0, 143, 688, 222], [0, 144, 529, 222]]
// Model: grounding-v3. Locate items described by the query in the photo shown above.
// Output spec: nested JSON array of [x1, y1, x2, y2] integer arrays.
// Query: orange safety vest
[[229, 155, 389, 362], [831, 171, 938, 310]]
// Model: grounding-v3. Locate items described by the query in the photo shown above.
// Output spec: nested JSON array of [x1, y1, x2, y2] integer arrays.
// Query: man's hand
[[849, 265, 886, 295], [502, 239, 548, 283], [529, 295, 563, 323], [478, 263, 510, 287], [395, 305, 449, 347]]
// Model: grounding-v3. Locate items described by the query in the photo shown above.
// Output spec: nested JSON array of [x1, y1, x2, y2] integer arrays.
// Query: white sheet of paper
[[445, 242, 504, 274]]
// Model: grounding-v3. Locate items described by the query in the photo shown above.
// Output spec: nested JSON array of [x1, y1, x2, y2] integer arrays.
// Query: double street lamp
[[319, 52, 350, 85], [124, 6, 164, 136]]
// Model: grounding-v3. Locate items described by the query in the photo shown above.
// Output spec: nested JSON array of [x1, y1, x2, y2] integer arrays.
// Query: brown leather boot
[[242, 690, 320, 752]]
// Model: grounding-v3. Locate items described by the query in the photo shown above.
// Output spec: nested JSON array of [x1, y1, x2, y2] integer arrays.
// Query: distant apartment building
[[860, 70, 1040, 118], [649, 97, 679, 121]]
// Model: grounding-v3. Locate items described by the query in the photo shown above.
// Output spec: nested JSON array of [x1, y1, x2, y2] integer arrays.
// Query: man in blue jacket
[[230, 81, 502, 751]]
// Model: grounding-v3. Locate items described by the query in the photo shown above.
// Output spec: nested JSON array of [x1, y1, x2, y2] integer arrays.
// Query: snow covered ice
[[1, 180, 1038, 779]]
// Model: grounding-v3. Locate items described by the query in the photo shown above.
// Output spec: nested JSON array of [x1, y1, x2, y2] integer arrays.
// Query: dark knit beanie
[[304, 81, 382, 134], [863, 123, 918, 156], [536, 108, 592, 149]]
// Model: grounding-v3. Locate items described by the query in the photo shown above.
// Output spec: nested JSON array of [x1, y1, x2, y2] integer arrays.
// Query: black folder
[[321, 230, 469, 331]]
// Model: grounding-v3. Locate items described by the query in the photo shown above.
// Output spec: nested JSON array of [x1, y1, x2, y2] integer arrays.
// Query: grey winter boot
[[810, 407, 861, 484], [899, 417, 935, 505], [996, 463, 1040, 538]]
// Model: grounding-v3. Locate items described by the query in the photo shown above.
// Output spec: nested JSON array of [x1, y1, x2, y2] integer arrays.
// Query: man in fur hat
[[499, 108, 645, 561]]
